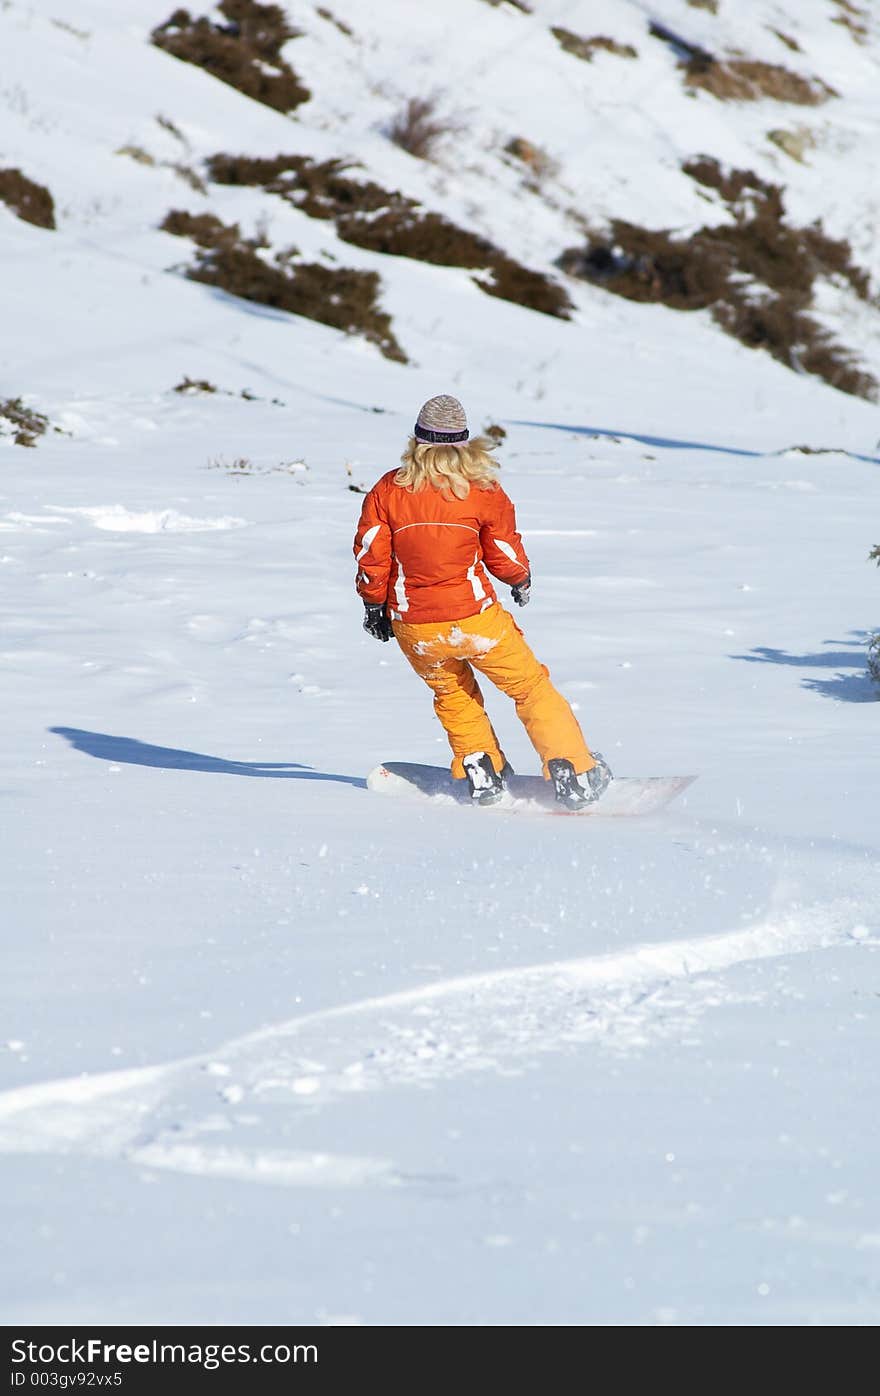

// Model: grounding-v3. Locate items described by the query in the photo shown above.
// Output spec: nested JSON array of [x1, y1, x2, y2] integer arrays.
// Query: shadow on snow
[[514, 419, 880, 466], [49, 728, 367, 787], [731, 634, 879, 703]]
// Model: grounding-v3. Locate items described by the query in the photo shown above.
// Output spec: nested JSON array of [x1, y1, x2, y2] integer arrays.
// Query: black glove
[[511, 574, 531, 607], [363, 601, 393, 642]]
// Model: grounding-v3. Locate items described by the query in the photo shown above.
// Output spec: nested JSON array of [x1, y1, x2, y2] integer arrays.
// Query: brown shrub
[[205, 152, 572, 319], [484, 423, 506, 442], [161, 209, 405, 361], [560, 166, 876, 399], [551, 28, 636, 61], [151, 1, 309, 114], [0, 397, 50, 447], [0, 168, 55, 230], [686, 0, 717, 10], [386, 96, 461, 161]]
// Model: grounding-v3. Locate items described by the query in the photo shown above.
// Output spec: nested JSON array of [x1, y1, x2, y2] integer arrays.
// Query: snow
[[1, 0, 879, 1327]]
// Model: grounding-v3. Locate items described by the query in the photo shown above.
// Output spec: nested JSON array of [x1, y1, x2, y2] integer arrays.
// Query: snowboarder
[[354, 395, 612, 810]]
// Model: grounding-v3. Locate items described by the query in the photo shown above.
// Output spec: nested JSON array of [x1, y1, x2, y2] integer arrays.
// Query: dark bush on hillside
[[0, 397, 50, 447], [683, 156, 779, 209], [160, 209, 405, 361], [205, 152, 572, 319], [151, 1, 309, 113], [559, 160, 876, 399], [161, 209, 236, 247], [340, 208, 571, 317], [206, 153, 393, 219], [0, 169, 55, 229]]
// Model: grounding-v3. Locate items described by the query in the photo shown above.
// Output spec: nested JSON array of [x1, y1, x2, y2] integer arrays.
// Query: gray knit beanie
[[413, 394, 468, 444]]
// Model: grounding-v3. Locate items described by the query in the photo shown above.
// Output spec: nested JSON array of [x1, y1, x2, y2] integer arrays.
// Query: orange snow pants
[[393, 602, 595, 780]]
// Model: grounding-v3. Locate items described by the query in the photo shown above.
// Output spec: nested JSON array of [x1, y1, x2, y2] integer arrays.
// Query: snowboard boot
[[463, 751, 506, 807], [548, 754, 613, 812]]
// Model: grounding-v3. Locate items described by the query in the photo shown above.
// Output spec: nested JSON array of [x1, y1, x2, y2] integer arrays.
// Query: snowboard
[[366, 762, 696, 817]]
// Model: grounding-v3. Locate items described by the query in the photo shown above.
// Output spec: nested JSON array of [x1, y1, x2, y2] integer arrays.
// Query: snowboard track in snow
[[0, 899, 872, 1191]]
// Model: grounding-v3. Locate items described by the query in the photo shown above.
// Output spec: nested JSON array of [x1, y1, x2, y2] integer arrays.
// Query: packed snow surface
[[1, 0, 879, 1326]]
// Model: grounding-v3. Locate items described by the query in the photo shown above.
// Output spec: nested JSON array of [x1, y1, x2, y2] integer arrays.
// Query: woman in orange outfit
[[353, 395, 612, 809]]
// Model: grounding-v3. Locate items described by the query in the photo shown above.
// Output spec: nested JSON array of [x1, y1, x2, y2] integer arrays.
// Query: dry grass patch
[[117, 143, 208, 192], [116, 144, 156, 166], [767, 127, 815, 163], [174, 376, 287, 405], [478, 0, 532, 12], [649, 21, 835, 104], [156, 113, 186, 142], [832, 1, 869, 44], [771, 29, 802, 53], [151, 1, 309, 114], [687, 59, 835, 104], [504, 137, 559, 187], [0, 168, 55, 229], [560, 157, 876, 399], [316, 7, 353, 37], [160, 209, 405, 361], [551, 28, 636, 61], [206, 152, 572, 319]]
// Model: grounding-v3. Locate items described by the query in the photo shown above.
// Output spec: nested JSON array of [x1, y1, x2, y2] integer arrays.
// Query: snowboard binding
[[463, 751, 508, 807], [548, 754, 613, 812]]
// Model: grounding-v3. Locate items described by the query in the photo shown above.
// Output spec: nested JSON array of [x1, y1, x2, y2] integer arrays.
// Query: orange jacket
[[354, 470, 531, 623]]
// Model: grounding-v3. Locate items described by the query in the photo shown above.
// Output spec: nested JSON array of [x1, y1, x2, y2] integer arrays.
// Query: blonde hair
[[395, 435, 500, 500]]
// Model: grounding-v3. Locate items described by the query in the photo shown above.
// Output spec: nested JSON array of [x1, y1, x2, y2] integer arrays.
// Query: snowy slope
[[1, 0, 879, 1326]]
